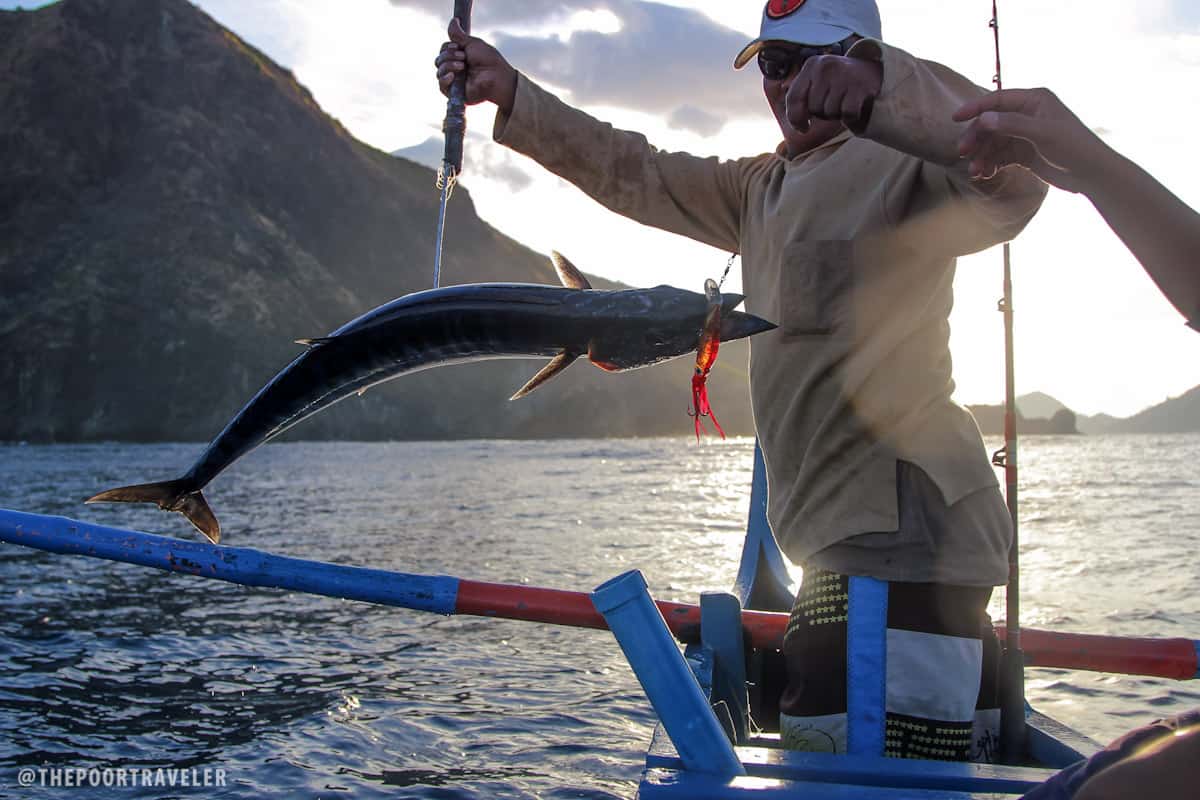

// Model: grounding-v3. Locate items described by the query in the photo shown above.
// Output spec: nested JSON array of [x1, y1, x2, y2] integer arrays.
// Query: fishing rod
[[988, 0, 1026, 762], [2, 508, 1197, 681], [432, 0, 474, 288]]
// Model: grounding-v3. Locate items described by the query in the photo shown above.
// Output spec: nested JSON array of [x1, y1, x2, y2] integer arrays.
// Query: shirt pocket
[[780, 240, 856, 339]]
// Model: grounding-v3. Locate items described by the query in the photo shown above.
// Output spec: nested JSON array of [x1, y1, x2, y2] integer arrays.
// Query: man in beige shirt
[[436, 0, 1046, 761]]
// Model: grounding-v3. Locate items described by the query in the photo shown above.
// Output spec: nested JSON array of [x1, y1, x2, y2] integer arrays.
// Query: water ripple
[[0, 435, 1197, 796]]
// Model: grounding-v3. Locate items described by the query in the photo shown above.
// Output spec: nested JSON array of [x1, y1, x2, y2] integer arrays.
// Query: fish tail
[[85, 479, 221, 543]]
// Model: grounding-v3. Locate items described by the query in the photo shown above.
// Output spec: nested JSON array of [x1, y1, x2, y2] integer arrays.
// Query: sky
[[7, 0, 1200, 416]]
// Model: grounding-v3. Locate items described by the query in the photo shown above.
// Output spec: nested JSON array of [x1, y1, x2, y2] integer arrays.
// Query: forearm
[[850, 40, 1047, 249], [494, 74, 745, 253], [849, 39, 980, 168], [1082, 148, 1200, 328]]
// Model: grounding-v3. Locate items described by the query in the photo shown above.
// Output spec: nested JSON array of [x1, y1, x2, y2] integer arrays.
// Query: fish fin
[[86, 479, 221, 543], [586, 341, 624, 372], [550, 251, 592, 290], [295, 337, 335, 347], [510, 351, 580, 400], [719, 293, 746, 313]]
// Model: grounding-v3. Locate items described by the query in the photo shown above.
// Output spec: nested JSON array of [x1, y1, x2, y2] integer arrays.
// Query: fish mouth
[[719, 302, 777, 342]]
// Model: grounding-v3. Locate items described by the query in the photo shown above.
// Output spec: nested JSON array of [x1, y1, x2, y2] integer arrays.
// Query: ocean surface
[[0, 435, 1197, 798]]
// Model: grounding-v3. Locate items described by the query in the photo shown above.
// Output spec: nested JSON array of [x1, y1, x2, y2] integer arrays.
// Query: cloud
[[667, 104, 725, 137], [391, 0, 624, 29], [392, 0, 764, 136], [1114, 0, 1200, 35], [1164, 0, 1200, 31]]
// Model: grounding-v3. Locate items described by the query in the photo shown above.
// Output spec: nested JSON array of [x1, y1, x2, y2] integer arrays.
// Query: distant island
[[967, 401, 1079, 436], [968, 388, 1200, 436]]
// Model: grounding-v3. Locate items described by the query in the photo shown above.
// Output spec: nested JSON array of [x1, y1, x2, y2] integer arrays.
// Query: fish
[[85, 252, 776, 542], [689, 278, 726, 441]]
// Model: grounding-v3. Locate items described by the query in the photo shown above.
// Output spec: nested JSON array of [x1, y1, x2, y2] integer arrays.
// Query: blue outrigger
[[1, 444, 1195, 798]]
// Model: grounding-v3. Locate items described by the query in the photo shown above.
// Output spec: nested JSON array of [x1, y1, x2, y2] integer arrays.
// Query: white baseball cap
[[734, 0, 883, 69]]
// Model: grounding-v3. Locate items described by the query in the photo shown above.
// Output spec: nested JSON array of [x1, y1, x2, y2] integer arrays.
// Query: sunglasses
[[756, 40, 848, 81]]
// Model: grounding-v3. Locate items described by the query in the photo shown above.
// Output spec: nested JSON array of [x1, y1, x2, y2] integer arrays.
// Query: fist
[[785, 55, 882, 133], [434, 18, 518, 114]]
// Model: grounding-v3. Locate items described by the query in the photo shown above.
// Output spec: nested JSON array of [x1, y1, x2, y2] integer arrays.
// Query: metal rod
[[990, 0, 1026, 763]]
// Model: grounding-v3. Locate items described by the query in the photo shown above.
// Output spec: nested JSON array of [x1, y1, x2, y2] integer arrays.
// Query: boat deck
[[639, 713, 1091, 798]]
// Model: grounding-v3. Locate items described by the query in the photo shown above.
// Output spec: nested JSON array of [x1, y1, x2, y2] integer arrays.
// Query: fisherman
[[435, 0, 1047, 760], [955, 87, 1200, 331]]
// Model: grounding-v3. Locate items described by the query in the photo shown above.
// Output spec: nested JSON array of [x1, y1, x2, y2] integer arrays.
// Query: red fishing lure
[[689, 278, 726, 441]]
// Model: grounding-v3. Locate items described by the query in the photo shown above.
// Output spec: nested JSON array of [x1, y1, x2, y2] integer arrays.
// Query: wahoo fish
[[86, 252, 776, 542]]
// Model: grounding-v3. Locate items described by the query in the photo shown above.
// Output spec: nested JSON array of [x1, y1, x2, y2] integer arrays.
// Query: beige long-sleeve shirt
[[494, 40, 1046, 585]]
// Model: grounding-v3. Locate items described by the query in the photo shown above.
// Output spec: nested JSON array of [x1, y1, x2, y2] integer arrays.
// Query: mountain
[[393, 137, 445, 171], [1015, 391, 1068, 421], [1101, 385, 1200, 434], [0, 0, 755, 443], [967, 403, 1079, 436], [970, 387, 1200, 436]]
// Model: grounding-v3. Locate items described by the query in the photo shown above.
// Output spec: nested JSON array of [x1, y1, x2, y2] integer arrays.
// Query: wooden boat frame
[[632, 445, 1101, 798]]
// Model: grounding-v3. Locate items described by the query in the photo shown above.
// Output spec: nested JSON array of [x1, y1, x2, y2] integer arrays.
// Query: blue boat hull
[[634, 444, 1099, 798]]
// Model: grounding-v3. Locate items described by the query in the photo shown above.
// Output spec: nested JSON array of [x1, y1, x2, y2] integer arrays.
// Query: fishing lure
[[689, 278, 726, 441]]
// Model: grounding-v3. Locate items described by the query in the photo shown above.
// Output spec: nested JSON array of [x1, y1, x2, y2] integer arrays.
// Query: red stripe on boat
[[996, 626, 1199, 680]]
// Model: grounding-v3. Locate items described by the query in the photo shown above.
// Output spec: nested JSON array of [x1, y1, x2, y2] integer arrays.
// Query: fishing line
[[717, 252, 737, 291]]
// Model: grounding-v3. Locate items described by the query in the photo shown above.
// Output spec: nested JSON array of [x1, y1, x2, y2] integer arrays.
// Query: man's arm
[[435, 19, 748, 255], [955, 88, 1200, 330], [833, 40, 1048, 255]]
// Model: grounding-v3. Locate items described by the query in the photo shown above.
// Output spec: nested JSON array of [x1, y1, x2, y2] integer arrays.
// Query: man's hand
[[785, 55, 882, 134], [435, 18, 518, 116], [953, 88, 1111, 192]]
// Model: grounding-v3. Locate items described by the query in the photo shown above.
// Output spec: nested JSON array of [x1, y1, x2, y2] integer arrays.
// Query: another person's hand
[[953, 88, 1110, 191], [785, 54, 882, 133], [435, 18, 518, 115]]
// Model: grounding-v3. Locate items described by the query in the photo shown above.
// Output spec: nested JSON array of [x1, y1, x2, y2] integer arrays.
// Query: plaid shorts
[[779, 568, 1001, 762]]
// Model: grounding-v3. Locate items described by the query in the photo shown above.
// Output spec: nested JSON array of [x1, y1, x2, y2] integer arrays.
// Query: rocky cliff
[[0, 0, 755, 442], [967, 404, 1079, 436]]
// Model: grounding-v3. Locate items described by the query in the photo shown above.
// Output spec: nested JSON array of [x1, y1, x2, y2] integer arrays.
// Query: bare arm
[[1074, 727, 1200, 800], [1081, 148, 1200, 330], [955, 88, 1200, 329]]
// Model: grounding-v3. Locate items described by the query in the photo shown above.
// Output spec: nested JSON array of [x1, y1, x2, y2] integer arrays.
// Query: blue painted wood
[[700, 592, 749, 743], [1025, 710, 1100, 766], [0, 508, 459, 615], [637, 766, 1027, 798], [732, 442, 796, 612], [592, 570, 746, 777], [847, 576, 888, 757], [646, 732, 1053, 795]]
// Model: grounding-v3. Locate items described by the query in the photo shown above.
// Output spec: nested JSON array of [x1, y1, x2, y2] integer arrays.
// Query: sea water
[[0, 436, 1197, 798]]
